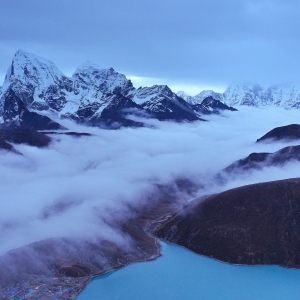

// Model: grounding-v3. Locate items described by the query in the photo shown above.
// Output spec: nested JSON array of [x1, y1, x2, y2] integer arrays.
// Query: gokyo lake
[[77, 242, 300, 300]]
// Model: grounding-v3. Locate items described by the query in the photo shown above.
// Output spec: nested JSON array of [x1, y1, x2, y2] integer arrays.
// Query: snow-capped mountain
[[0, 49, 238, 129], [177, 90, 224, 105], [0, 50, 204, 127], [192, 96, 237, 115], [193, 90, 223, 104], [184, 82, 300, 109], [223, 82, 300, 108], [72, 62, 135, 99], [1, 88, 64, 130], [261, 84, 300, 109], [176, 90, 237, 115], [176, 91, 195, 104], [134, 85, 199, 121], [61, 63, 136, 122], [0, 49, 73, 113], [222, 82, 263, 107]]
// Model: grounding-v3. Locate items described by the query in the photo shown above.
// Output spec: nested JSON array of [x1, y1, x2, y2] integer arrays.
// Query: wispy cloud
[[1, 106, 300, 255]]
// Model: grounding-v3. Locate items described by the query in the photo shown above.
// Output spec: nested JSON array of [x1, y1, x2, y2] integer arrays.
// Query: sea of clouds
[[1, 106, 300, 255]]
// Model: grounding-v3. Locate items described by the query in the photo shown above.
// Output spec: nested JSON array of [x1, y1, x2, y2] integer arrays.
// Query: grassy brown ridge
[[153, 177, 300, 269]]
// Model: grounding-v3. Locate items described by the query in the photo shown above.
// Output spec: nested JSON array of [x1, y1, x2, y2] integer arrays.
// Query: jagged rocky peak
[[177, 90, 224, 105], [133, 85, 174, 105], [1, 49, 72, 111], [133, 85, 201, 122], [194, 90, 223, 104], [261, 83, 300, 108], [222, 81, 300, 109], [139, 84, 173, 96], [201, 96, 236, 111], [0, 88, 64, 130], [192, 96, 237, 116], [6, 49, 66, 84], [72, 62, 135, 99], [223, 82, 263, 107]]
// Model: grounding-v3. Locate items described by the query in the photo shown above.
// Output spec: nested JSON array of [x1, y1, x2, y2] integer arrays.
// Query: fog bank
[[1, 106, 300, 254]]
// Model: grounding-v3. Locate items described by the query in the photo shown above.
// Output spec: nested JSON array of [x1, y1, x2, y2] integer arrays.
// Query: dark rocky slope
[[41, 131, 92, 137], [257, 124, 300, 142], [215, 145, 300, 184], [137, 85, 202, 122], [0, 138, 20, 154], [0, 128, 51, 147], [91, 93, 145, 129], [192, 96, 237, 115], [1, 88, 64, 130], [152, 178, 300, 269]]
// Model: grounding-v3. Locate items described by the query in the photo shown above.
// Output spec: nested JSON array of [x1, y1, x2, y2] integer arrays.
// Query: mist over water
[[1, 106, 300, 255]]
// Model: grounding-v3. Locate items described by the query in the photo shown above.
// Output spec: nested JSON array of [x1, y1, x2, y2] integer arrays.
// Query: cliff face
[[152, 178, 300, 269]]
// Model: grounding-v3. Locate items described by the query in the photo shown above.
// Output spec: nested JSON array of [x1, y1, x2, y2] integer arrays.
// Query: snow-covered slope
[[135, 85, 199, 121], [0, 49, 237, 128], [177, 90, 223, 105], [222, 82, 300, 109], [60, 63, 135, 121], [260, 84, 300, 109], [176, 90, 237, 115], [191, 97, 237, 116], [0, 50, 137, 124], [0, 49, 72, 113], [223, 82, 263, 107], [176, 91, 195, 104], [194, 90, 223, 104], [72, 63, 135, 104], [178, 82, 300, 109]]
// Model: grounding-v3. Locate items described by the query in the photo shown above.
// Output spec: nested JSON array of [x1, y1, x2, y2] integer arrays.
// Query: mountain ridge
[[0, 50, 236, 129], [178, 82, 300, 109]]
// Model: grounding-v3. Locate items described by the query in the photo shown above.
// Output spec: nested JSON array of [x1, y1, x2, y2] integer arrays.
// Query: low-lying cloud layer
[[1, 107, 300, 255]]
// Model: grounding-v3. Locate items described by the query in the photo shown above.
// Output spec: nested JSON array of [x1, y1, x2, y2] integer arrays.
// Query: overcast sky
[[1, 0, 300, 94]]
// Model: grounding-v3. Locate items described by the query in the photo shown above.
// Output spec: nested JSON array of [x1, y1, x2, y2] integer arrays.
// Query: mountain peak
[[73, 61, 107, 74], [1, 50, 70, 112], [12, 49, 58, 70], [14, 48, 28, 56], [177, 91, 190, 97], [149, 84, 172, 95]]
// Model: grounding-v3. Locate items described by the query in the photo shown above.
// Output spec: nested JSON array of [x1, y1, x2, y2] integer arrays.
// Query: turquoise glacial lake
[[77, 242, 300, 300]]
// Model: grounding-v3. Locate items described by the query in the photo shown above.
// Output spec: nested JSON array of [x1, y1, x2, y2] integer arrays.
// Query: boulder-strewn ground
[[152, 178, 300, 269]]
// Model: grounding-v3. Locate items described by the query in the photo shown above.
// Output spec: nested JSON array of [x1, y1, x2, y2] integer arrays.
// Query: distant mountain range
[[0, 50, 236, 130], [178, 82, 300, 109]]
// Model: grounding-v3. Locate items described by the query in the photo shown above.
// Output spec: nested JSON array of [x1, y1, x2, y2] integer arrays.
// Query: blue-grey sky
[[1, 0, 300, 94]]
